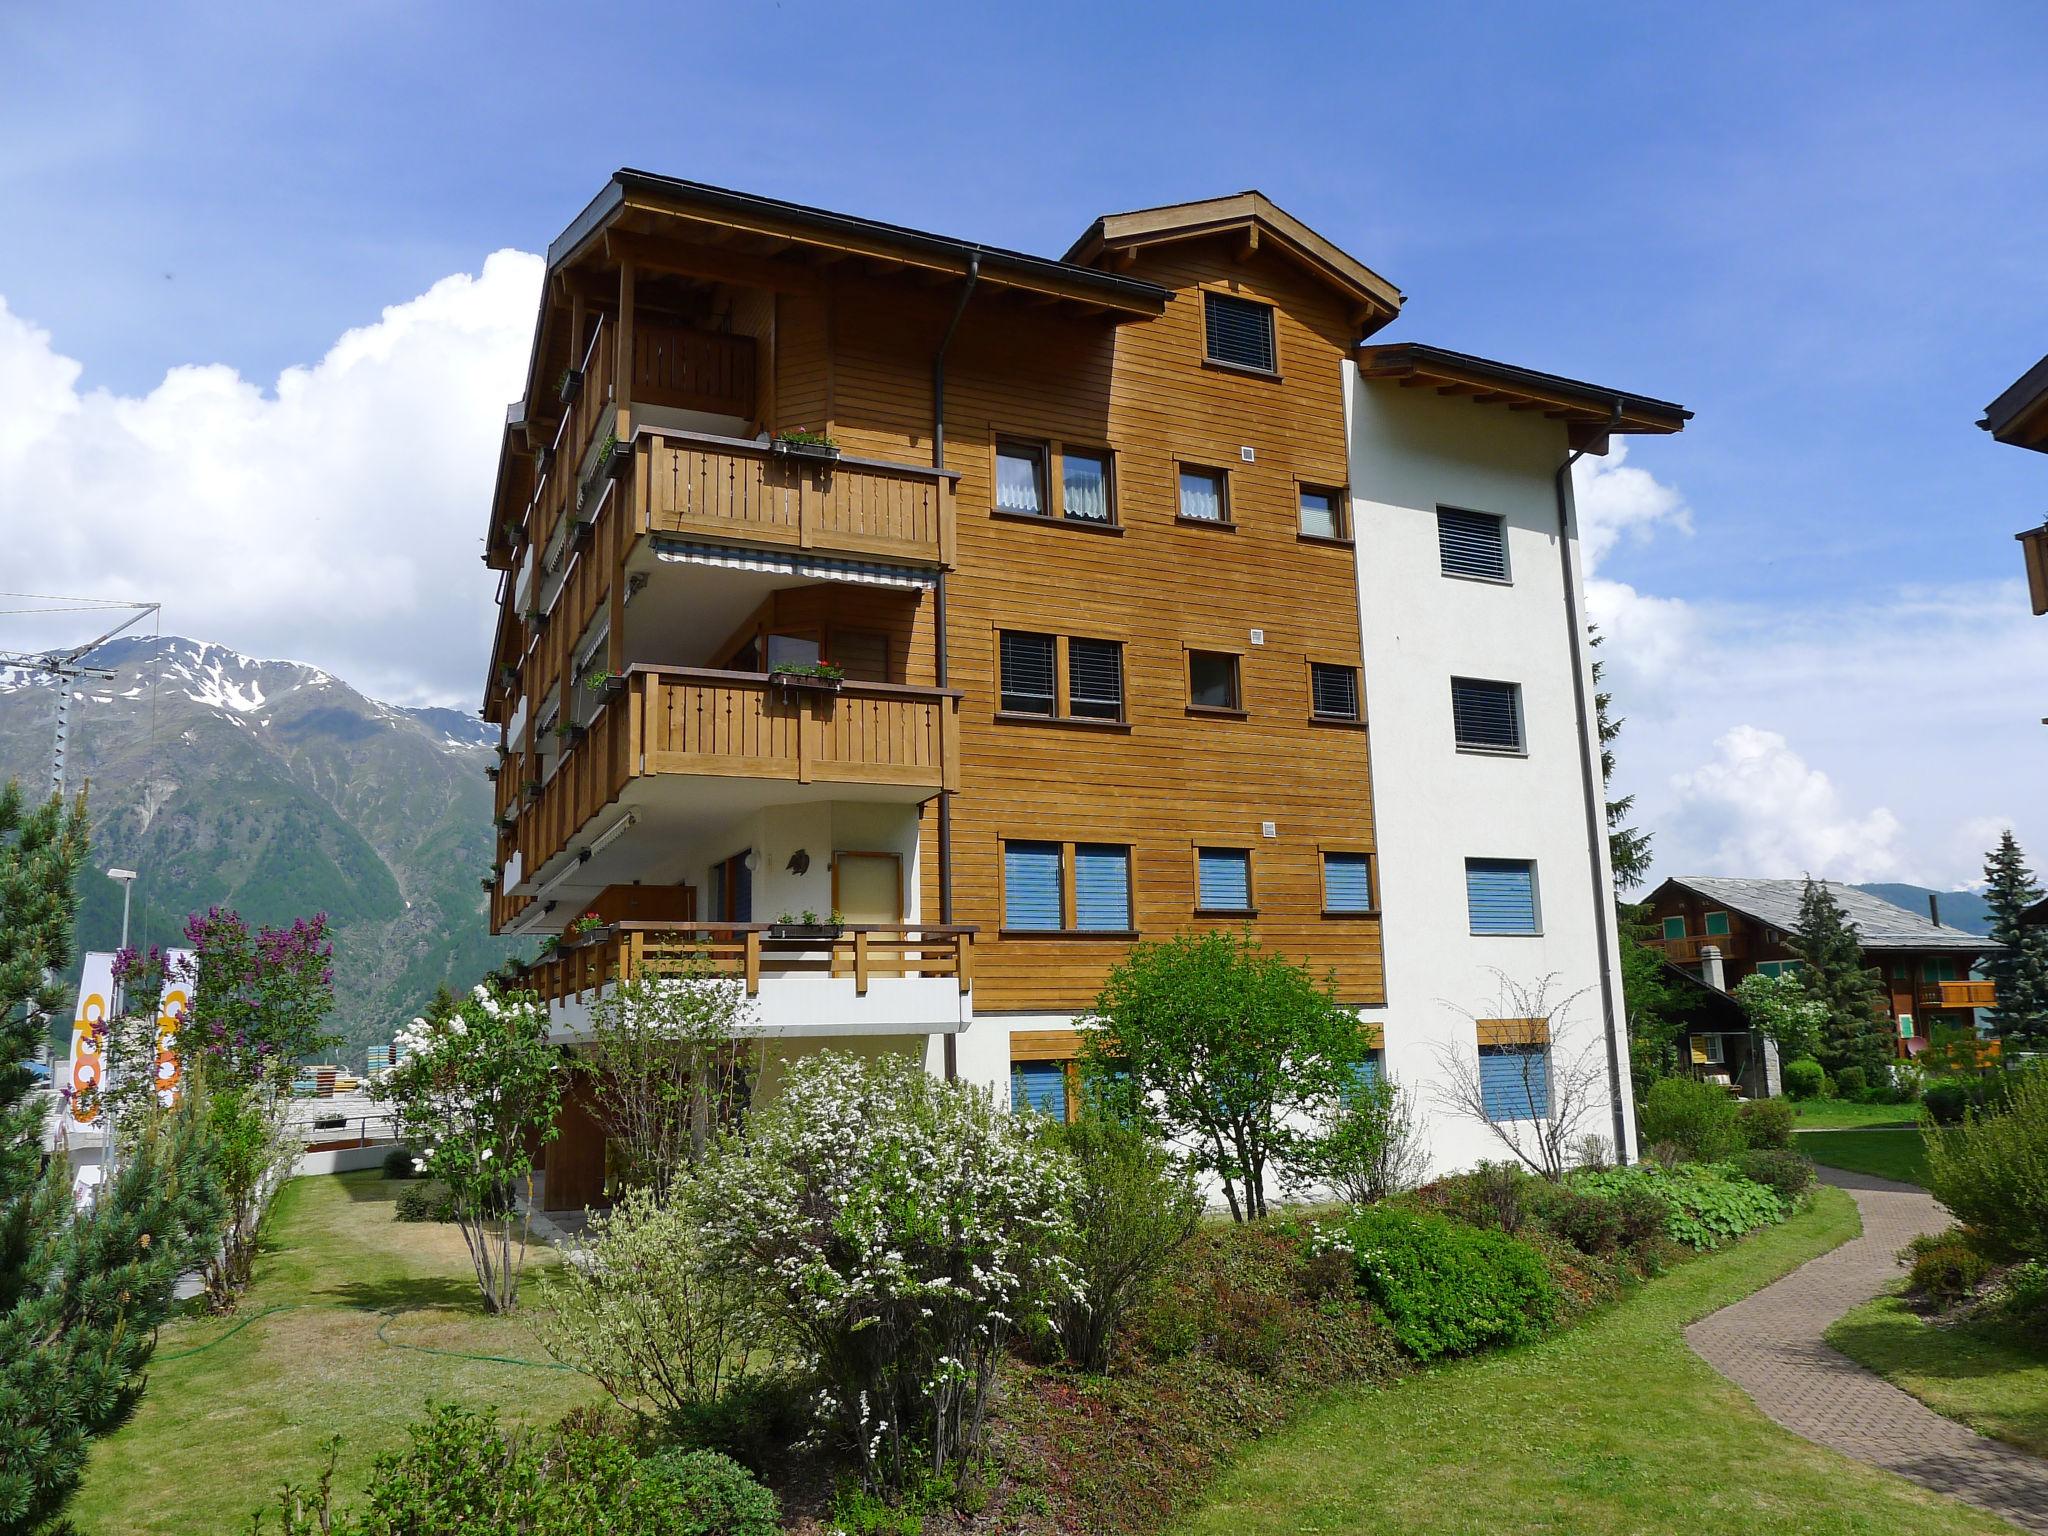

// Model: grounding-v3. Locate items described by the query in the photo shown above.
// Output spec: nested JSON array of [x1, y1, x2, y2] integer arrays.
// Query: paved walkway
[[1687, 1167, 2048, 1533]]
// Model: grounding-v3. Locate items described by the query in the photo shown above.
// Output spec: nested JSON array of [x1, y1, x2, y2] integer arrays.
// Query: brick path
[[1686, 1167, 2048, 1533]]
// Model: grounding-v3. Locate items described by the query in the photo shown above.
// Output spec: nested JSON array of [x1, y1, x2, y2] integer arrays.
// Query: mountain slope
[[0, 636, 512, 1062], [1853, 883, 1994, 937]]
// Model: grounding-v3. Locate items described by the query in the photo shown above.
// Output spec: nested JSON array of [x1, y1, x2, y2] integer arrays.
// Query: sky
[[1, 0, 2045, 891]]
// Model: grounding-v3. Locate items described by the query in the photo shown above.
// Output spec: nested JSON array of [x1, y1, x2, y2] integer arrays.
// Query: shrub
[[1737, 1097, 1795, 1150], [1518, 1179, 1665, 1267], [1637, 1077, 1744, 1162], [1903, 1229, 1993, 1308], [1341, 1207, 1557, 1360], [1782, 1058, 1825, 1101], [1998, 1260, 2048, 1328], [1289, 1073, 1429, 1205], [1044, 1117, 1202, 1373], [1575, 1164, 1785, 1250], [381, 1146, 418, 1180], [1416, 1161, 1529, 1235], [632, 1447, 782, 1536], [1923, 1077, 1971, 1125], [393, 1180, 455, 1223], [1927, 1067, 2048, 1265], [1733, 1147, 1814, 1205], [1834, 1065, 1868, 1101]]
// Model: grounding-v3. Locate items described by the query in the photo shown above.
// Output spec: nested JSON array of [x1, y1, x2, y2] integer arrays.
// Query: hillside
[[1853, 882, 1994, 936], [0, 636, 514, 1064]]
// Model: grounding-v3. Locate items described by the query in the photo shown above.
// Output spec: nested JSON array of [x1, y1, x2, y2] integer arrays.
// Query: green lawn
[[1789, 1098, 1923, 1130], [1178, 1189, 2009, 1536], [69, 1172, 596, 1535], [1800, 1128, 1931, 1186], [1829, 1294, 2048, 1457]]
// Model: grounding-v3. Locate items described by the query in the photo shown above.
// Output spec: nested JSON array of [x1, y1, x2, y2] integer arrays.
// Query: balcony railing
[[636, 430, 956, 567], [526, 922, 975, 1005], [1648, 933, 1751, 964], [1919, 980, 1996, 1011]]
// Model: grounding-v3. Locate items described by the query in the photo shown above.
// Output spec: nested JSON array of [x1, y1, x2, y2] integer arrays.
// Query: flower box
[[771, 436, 840, 463], [558, 369, 582, 405], [768, 923, 843, 941]]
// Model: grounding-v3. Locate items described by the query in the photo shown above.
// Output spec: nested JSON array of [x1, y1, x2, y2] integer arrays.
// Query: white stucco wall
[[1346, 369, 1637, 1175]]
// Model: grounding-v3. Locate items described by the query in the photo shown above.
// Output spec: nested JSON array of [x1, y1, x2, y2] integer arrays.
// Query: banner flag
[[66, 950, 195, 1130]]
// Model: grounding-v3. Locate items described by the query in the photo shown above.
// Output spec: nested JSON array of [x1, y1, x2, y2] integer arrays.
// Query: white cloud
[[1668, 725, 1905, 881], [0, 252, 543, 706], [1571, 439, 1693, 572]]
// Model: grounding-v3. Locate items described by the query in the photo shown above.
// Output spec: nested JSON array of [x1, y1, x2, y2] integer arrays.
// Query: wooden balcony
[[564, 317, 758, 472], [1647, 932, 1751, 964], [525, 922, 974, 1006], [637, 430, 956, 568], [1920, 980, 1996, 1011]]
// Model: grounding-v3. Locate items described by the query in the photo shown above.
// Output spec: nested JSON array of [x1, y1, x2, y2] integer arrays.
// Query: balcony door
[[709, 851, 753, 923], [833, 851, 902, 925]]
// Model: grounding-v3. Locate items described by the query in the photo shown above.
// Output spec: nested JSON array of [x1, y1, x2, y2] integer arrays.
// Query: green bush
[[1782, 1058, 1825, 1101], [380, 1146, 418, 1180], [1737, 1097, 1795, 1150], [1637, 1077, 1744, 1162], [1923, 1074, 2013, 1126], [1575, 1164, 1785, 1250], [1998, 1260, 2048, 1327], [393, 1180, 455, 1223], [1903, 1229, 1993, 1308], [1732, 1147, 1814, 1205], [1341, 1207, 1557, 1360], [1927, 1067, 2048, 1265], [1415, 1162, 1530, 1235], [1834, 1065, 1868, 1101], [632, 1447, 783, 1536]]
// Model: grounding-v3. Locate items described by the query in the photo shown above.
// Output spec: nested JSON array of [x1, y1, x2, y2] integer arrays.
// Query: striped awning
[[652, 539, 935, 590]]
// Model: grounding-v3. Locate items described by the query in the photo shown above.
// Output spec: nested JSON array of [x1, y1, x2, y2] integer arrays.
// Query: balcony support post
[[744, 929, 761, 995], [614, 262, 636, 447], [854, 930, 870, 995]]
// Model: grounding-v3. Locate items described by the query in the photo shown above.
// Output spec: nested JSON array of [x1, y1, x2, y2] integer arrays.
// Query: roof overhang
[[1356, 342, 1691, 454], [1981, 353, 2048, 452], [2018, 522, 2048, 617], [1065, 192, 1403, 336]]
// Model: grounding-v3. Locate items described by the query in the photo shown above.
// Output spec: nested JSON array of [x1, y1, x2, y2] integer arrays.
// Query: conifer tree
[[1789, 876, 1891, 1076], [1982, 830, 2048, 1051]]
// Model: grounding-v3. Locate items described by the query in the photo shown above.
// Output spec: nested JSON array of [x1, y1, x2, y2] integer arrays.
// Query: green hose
[[154, 1301, 570, 1371]]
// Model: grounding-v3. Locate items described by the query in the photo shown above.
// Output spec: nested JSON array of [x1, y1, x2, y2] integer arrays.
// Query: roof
[[1980, 352, 2048, 452], [1657, 876, 2000, 953], [1355, 342, 1690, 453], [1063, 191, 1403, 329], [2024, 894, 2048, 928]]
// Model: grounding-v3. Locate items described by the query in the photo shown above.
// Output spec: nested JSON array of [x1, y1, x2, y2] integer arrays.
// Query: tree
[[1080, 929, 1368, 1221], [1734, 970, 1826, 1066], [1788, 877, 1890, 1076], [1590, 629, 1652, 893], [1617, 905, 1684, 1097], [1288, 1072, 1430, 1205], [381, 984, 561, 1313], [1982, 830, 2048, 1051], [1433, 973, 1612, 1180]]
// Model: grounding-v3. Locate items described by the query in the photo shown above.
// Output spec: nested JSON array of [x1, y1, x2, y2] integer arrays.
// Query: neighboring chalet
[[480, 171, 1689, 1207], [1644, 876, 2001, 1058]]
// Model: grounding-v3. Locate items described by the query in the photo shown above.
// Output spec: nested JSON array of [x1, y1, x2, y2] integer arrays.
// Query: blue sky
[[3, 0, 2045, 887]]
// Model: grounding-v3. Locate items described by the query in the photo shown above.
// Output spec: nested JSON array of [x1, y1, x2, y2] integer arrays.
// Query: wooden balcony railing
[[1647, 933, 1751, 964], [636, 430, 956, 567], [525, 922, 975, 1005], [1920, 980, 1996, 1011]]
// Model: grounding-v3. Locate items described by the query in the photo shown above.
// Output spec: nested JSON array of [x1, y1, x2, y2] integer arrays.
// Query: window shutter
[[1204, 291, 1276, 372], [1662, 915, 1686, 940], [1452, 678, 1522, 751], [1068, 638, 1124, 720], [1479, 1044, 1550, 1121], [1311, 664, 1360, 721], [1704, 911, 1731, 937], [999, 631, 1056, 715], [1198, 848, 1251, 910], [1004, 841, 1063, 930], [1073, 844, 1132, 930], [1324, 852, 1373, 912], [1437, 508, 1509, 580], [1466, 859, 1537, 934], [1011, 1060, 1068, 1119]]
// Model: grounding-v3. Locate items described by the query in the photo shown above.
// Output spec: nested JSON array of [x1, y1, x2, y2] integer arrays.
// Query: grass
[[69, 1172, 596, 1535], [1800, 1127, 1931, 1186], [1788, 1098, 1923, 1129], [1177, 1188, 2011, 1536], [1828, 1293, 2048, 1457]]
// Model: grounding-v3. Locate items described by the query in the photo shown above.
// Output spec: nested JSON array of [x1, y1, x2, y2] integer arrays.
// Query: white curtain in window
[[1064, 456, 1108, 521], [996, 449, 1043, 514], [1179, 469, 1223, 522]]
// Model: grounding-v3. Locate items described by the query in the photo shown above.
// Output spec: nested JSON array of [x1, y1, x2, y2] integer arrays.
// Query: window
[[1074, 844, 1133, 931], [1701, 1034, 1726, 1065], [1466, 859, 1539, 935], [1451, 677, 1524, 752], [1062, 449, 1113, 523], [1661, 915, 1686, 941], [1197, 847, 1252, 912], [1299, 485, 1344, 540], [708, 851, 753, 923], [1188, 650, 1242, 711], [1757, 959, 1806, 980], [1437, 507, 1510, 581], [1310, 663, 1360, 722], [1704, 910, 1731, 937], [1178, 466, 1229, 523], [1203, 291, 1277, 372], [1479, 1043, 1551, 1121], [1003, 841, 1063, 931], [1011, 1060, 1070, 1120], [995, 440, 1048, 517], [1352, 1049, 1386, 1090], [999, 631, 1056, 716], [1068, 638, 1124, 721], [1923, 958, 1960, 983], [1323, 852, 1374, 913]]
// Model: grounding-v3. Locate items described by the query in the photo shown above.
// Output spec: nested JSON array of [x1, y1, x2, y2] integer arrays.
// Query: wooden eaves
[[1356, 341, 1691, 454]]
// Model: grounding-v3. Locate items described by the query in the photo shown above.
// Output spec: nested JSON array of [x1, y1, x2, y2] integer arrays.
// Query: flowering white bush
[[694, 1051, 1073, 1491], [379, 984, 561, 1313]]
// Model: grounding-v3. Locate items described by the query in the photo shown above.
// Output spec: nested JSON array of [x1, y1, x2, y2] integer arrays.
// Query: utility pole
[[0, 594, 162, 797]]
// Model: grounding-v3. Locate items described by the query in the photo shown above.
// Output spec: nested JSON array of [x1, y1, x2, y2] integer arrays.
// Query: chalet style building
[[1644, 876, 2000, 1060], [480, 171, 1688, 1207]]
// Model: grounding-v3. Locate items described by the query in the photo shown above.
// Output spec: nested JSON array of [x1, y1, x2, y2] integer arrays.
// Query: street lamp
[[107, 868, 138, 952]]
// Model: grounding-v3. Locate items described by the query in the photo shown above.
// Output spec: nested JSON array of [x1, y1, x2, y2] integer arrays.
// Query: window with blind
[[1353, 1048, 1386, 1090], [1068, 638, 1124, 720], [1004, 841, 1063, 930], [1323, 852, 1374, 913], [1310, 663, 1360, 722], [1437, 507, 1510, 581], [1299, 485, 1344, 540], [1479, 1043, 1550, 1121], [1188, 650, 1241, 711], [1011, 1060, 1069, 1120], [1062, 449, 1113, 523], [995, 440, 1048, 517], [1178, 466, 1229, 523], [1466, 859, 1539, 935], [1451, 677, 1523, 752], [1074, 844, 1133, 931], [1203, 291, 1277, 372], [999, 631, 1056, 715], [1197, 847, 1252, 912]]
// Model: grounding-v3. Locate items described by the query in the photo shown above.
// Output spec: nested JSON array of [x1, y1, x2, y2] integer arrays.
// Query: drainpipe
[[1554, 399, 1632, 1163], [932, 255, 978, 1083]]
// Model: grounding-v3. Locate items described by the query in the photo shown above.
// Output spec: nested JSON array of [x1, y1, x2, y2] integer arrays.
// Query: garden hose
[[152, 1302, 571, 1371]]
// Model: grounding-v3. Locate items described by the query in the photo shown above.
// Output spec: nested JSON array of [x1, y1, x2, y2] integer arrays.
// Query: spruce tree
[[1982, 830, 2048, 1051], [1789, 876, 1891, 1077]]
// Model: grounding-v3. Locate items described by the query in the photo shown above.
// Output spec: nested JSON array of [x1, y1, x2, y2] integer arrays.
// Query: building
[[1643, 876, 2000, 1058], [480, 172, 1688, 1208]]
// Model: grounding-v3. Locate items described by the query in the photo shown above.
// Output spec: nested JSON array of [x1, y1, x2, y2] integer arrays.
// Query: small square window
[[1178, 467, 1229, 524], [1437, 507, 1509, 581], [1068, 637, 1124, 721], [1478, 1042, 1551, 1121], [1004, 840, 1063, 930], [1299, 486, 1344, 540], [1197, 847, 1252, 911], [1451, 677, 1523, 752], [999, 631, 1056, 716], [1661, 915, 1686, 941], [1310, 663, 1360, 722], [1203, 291, 1277, 373], [995, 440, 1048, 517], [1062, 449, 1114, 523], [1466, 858, 1539, 935], [1188, 650, 1241, 711], [1323, 852, 1374, 913], [1704, 911, 1731, 937]]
